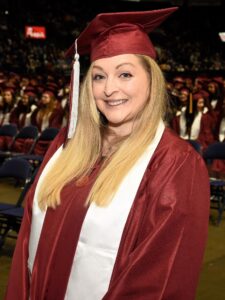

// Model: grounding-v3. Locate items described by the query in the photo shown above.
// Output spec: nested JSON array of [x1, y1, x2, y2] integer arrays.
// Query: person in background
[[10, 91, 37, 129], [31, 90, 63, 131], [207, 78, 224, 123], [5, 7, 210, 300], [0, 87, 17, 126], [172, 90, 214, 151]]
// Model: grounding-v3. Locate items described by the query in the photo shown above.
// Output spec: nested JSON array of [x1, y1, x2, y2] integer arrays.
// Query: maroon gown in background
[[4, 127, 210, 300], [172, 112, 214, 150]]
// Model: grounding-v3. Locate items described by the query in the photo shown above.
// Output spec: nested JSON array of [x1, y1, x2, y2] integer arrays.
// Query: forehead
[[4, 90, 12, 95], [92, 53, 142, 69]]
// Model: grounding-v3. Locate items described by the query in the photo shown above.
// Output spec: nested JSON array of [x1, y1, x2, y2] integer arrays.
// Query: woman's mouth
[[106, 99, 128, 106]]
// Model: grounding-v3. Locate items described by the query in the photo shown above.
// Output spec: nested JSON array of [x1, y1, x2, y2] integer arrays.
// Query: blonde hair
[[38, 55, 167, 210]]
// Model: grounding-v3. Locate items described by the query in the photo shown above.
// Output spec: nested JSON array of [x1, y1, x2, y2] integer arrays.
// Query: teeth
[[107, 99, 127, 106]]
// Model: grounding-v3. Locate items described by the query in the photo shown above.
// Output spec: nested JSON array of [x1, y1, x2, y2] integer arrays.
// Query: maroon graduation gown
[[4, 127, 210, 300], [171, 112, 214, 150]]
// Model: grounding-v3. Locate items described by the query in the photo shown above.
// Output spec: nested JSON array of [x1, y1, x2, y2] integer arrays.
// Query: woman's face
[[92, 54, 150, 131], [208, 83, 216, 94], [179, 91, 189, 103], [41, 93, 51, 105], [22, 94, 29, 105], [197, 98, 205, 110], [3, 91, 13, 104]]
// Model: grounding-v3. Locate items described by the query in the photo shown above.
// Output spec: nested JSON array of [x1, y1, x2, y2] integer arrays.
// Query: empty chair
[[0, 157, 32, 210], [10, 125, 39, 154], [203, 142, 225, 161], [20, 127, 59, 169], [187, 140, 202, 154], [0, 125, 39, 161], [0, 158, 33, 248], [203, 142, 225, 225], [0, 124, 17, 151]]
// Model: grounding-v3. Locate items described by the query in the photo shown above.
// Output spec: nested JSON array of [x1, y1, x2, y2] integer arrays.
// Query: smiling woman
[[5, 7, 210, 300], [92, 54, 151, 136]]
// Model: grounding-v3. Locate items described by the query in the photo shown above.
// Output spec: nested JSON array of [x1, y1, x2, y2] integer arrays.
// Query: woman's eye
[[119, 72, 132, 79], [92, 74, 105, 81]]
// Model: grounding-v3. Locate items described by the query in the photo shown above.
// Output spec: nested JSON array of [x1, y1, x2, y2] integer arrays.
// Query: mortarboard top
[[173, 76, 185, 83], [3, 87, 15, 94], [210, 76, 224, 86], [180, 87, 190, 94], [66, 7, 178, 61], [42, 90, 56, 98], [193, 90, 209, 101]]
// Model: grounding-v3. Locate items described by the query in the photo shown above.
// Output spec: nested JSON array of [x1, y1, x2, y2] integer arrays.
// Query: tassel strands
[[67, 39, 80, 140], [189, 93, 193, 114]]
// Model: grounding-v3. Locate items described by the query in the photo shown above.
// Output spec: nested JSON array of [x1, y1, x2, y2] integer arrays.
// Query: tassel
[[67, 39, 80, 139], [189, 92, 193, 114]]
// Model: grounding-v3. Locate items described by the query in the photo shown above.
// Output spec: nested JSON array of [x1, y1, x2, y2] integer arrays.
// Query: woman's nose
[[104, 77, 117, 97]]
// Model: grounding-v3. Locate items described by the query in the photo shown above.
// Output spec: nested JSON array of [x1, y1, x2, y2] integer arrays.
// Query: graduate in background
[[172, 90, 214, 151], [5, 7, 210, 300]]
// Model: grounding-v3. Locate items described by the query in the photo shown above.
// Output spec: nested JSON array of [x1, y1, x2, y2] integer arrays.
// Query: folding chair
[[0, 124, 18, 151], [20, 127, 59, 170], [0, 125, 39, 160], [187, 140, 202, 154], [203, 142, 225, 225], [0, 158, 33, 248]]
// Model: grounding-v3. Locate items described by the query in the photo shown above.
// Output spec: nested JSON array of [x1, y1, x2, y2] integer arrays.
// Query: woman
[[0, 87, 16, 125], [5, 8, 210, 300], [10, 91, 37, 129], [31, 90, 63, 131], [207, 78, 224, 124], [172, 91, 214, 151]]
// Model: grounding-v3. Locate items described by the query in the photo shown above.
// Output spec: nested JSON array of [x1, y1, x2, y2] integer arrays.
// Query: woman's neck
[[101, 124, 132, 158]]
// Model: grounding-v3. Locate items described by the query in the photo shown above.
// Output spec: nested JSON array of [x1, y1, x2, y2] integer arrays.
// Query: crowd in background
[[0, 1, 225, 173]]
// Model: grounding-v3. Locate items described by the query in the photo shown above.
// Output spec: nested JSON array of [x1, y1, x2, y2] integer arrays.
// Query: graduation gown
[[172, 110, 214, 150], [4, 127, 210, 300]]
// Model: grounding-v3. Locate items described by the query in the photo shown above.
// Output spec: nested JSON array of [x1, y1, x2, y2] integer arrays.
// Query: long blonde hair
[[38, 55, 167, 210]]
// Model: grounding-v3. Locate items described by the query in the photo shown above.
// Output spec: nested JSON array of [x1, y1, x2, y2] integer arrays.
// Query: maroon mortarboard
[[193, 91, 209, 101], [212, 76, 224, 86], [180, 87, 190, 95], [47, 82, 58, 89], [24, 85, 35, 92], [3, 87, 15, 94], [173, 76, 185, 83], [65, 7, 178, 143], [42, 90, 55, 97], [24, 91, 36, 98], [66, 7, 178, 61], [195, 76, 209, 85]]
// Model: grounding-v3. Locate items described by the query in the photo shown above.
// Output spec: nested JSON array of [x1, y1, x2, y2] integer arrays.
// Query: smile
[[106, 99, 128, 106]]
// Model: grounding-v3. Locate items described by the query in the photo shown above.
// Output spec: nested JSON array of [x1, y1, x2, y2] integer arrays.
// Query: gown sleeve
[[4, 128, 67, 300], [103, 148, 210, 300]]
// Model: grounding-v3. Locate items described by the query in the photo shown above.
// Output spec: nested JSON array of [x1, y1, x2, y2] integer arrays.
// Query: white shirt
[[219, 117, 225, 142]]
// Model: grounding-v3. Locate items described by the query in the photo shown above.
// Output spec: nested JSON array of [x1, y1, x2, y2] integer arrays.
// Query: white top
[[219, 117, 225, 142], [28, 121, 165, 300], [179, 107, 208, 140]]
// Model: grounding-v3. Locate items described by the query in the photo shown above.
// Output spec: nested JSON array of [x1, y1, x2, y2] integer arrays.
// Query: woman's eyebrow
[[92, 62, 135, 71], [92, 65, 104, 71], [116, 63, 135, 69]]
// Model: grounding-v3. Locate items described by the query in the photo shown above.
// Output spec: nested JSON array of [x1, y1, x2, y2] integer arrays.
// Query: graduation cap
[[193, 90, 209, 101], [65, 7, 178, 142]]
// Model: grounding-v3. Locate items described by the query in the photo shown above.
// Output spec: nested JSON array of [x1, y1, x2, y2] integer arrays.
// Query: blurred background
[[0, 0, 225, 299]]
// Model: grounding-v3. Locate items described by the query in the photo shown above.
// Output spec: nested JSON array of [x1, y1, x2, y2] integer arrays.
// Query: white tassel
[[67, 39, 80, 139]]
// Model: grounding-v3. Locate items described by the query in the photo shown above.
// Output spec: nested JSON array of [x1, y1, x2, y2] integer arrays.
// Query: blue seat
[[20, 127, 59, 170], [187, 140, 202, 154], [0, 125, 39, 160], [203, 142, 225, 225], [0, 158, 34, 248]]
